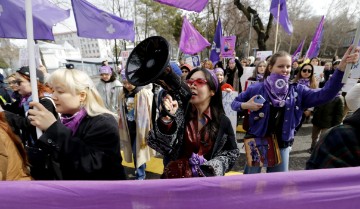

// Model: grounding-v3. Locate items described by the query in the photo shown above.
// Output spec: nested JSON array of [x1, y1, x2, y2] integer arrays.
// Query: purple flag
[[270, 0, 293, 34], [179, 16, 210, 55], [0, 0, 70, 40], [305, 16, 325, 59], [210, 19, 223, 64], [292, 39, 305, 61], [72, 0, 135, 41], [154, 0, 208, 13]]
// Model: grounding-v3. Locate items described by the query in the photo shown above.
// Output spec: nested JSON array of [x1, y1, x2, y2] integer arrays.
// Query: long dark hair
[[293, 63, 317, 89], [0, 112, 28, 168], [185, 68, 224, 141]]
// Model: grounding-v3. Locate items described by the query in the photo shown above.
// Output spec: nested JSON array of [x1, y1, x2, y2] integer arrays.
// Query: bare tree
[[233, 0, 274, 50]]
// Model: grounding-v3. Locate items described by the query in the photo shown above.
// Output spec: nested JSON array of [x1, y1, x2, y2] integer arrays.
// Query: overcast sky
[[52, 0, 336, 34]]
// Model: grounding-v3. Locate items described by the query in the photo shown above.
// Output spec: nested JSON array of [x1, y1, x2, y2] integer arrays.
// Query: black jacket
[[38, 113, 126, 180]]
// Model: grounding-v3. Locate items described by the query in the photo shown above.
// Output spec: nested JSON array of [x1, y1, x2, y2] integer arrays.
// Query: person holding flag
[[231, 45, 359, 174]]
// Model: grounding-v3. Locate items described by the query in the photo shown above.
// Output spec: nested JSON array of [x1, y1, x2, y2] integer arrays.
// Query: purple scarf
[[61, 108, 87, 136], [264, 73, 290, 107], [297, 78, 310, 87], [188, 153, 207, 177], [256, 73, 264, 81]]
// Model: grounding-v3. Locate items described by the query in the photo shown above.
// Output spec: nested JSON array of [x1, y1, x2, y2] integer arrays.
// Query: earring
[[80, 101, 85, 109]]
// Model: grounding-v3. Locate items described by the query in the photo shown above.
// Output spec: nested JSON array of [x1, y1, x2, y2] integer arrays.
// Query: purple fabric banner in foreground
[[179, 16, 210, 55], [72, 0, 135, 41], [0, 0, 70, 40], [154, 0, 208, 13], [270, 0, 293, 34], [1, 167, 360, 209]]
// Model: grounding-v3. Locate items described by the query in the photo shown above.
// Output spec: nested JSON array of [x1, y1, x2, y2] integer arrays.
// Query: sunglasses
[[186, 78, 208, 87], [302, 69, 312, 73]]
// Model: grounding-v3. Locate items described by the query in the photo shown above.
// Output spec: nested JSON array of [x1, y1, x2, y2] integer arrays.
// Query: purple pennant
[[210, 18, 223, 64], [72, 0, 135, 41], [305, 16, 325, 59], [292, 39, 305, 61], [154, 0, 208, 13], [179, 16, 210, 55], [270, 0, 293, 34], [0, 0, 70, 40]]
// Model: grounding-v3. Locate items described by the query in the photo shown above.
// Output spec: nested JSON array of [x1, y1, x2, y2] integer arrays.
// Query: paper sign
[[120, 50, 131, 67], [342, 78, 358, 92], [240, 67, 255, 91], [222, 91, 239, 136], [313, 66, 325, 84], [256, 51, 273, 61], [192, 55, 201, 67], [221, 36, 236, 58]]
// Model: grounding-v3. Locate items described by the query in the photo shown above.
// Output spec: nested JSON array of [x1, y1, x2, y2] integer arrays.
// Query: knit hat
[[207, 69, 219, 90], [66, 63, 74, 69], [180, 64, 192, 72], [169, 62, 182, 76], [214, 68, 224, 75], [120, 69, 127, 81], [17, 66, 44, 84], [99, 65, 112, 74]]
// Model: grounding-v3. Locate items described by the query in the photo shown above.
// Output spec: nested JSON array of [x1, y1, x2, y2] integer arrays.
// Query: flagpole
[[247, 14, 253, 57], [274, 2, 281, 53], [26, 0, 42, 138]]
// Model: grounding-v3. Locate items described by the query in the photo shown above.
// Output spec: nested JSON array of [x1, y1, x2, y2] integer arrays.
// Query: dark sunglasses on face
[[186, 78, 207, 87], [302, 69, 312, 73]]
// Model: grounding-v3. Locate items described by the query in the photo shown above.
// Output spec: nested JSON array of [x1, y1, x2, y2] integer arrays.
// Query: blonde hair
[[48, 68, 116, 117]]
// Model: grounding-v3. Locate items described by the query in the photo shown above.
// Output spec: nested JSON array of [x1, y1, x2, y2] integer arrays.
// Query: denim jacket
[[231, 70, 344, 142]]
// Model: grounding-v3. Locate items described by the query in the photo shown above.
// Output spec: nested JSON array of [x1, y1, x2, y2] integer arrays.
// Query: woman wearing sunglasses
[[148, 68, 240, 178], [293, 63, 318, 132], [0, 66, 58, 180]]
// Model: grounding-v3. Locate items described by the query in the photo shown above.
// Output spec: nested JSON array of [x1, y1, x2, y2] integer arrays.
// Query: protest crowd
[[1, 1, 360, 205]]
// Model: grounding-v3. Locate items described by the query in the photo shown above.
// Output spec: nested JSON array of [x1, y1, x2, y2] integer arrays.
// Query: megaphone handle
[[159, 90, 176, 119]]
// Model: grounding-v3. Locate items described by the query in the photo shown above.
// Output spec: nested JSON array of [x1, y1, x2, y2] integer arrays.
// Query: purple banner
[[292, 39, 305, 61], [210, 19, 223, 64], [72, 0, 135, 41], [0, 0, 70, 40], [179, 16, 210, 55], [305, 16, 325, 59], [270, 0, 293, 34], [154, 0, 208, 13], [221, 36, 236, 58], [1, 167, 360, 209]]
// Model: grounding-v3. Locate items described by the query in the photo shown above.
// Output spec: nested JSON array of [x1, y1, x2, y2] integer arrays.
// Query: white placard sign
[[120, 50, 131, 67], [19, 45, 41, 68], [313, 66, 325, 84], [349, 59, 360, 79], [256, 51, 273, 61], [240, 67, 255, 91], [342, 78, 358, 93], [222, 91, 238, 136]]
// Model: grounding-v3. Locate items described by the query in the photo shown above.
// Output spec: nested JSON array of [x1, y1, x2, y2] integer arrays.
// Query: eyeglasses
[[8, 81, 18, 85], [302, 69, 312, 73], [14, 79, 24, 85], [186, 78, 208, 87]]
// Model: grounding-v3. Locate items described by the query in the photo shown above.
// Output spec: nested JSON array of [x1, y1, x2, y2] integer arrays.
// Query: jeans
[[131, 135, 146, 180], [244, 146, 292, 174]]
